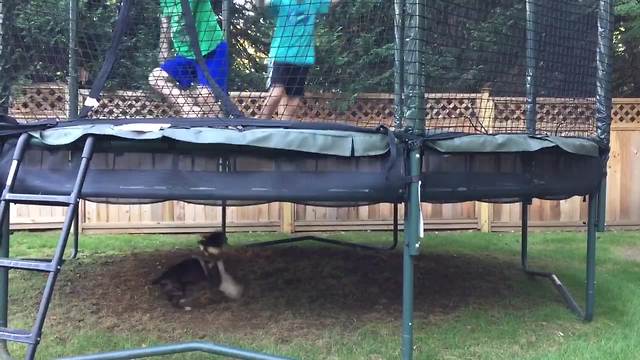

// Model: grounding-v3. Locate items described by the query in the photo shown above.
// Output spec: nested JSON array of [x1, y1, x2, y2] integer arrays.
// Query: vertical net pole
[[403, 0, 426, 133], [0, 3, 10, 356], [393, 0, 405, 129], [69, 0, 80, 120], [596, 0, 614, 146], [402, 0, 426, 358], [0, 0, 13, 116], [596, 0, 614, 232], [525, 0, 538, 135], [0, 0, 4, 116], [222, 0, 232, 93]]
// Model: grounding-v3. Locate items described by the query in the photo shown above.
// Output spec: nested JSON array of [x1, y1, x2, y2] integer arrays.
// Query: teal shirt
[[267, 0, 331, 65]]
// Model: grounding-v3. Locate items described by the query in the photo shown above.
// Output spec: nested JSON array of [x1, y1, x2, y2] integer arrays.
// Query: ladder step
[[0, 258, 55, 272], [3, 193, 72, 206], [0, 327, 35, 344]]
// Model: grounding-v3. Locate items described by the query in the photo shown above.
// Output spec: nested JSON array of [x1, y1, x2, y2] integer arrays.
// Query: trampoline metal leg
[[393, 203, 399, 248], [521, 202, 528, 270], [402, 148, 421, 360], [0, 205, 12, 360], [585, 191, 598, 321], [520, 195, 598, 321], [71, 210, 80, 260], [221, 203, 227, 235], [596, 176, 606, 233]]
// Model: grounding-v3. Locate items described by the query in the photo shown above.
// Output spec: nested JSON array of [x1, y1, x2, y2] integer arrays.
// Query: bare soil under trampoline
[[18, 244, 537, 344]]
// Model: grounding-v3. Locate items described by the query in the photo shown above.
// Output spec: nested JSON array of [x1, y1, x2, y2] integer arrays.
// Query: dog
[[152, 232, 243, 308]]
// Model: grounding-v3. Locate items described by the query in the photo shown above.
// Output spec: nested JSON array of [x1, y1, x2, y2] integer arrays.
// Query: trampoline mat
[[0, 120, 606, 205], [0, 136, 406, 205]]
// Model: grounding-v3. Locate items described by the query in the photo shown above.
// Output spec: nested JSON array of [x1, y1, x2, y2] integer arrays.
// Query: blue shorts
[[160, 41, 229, 92]]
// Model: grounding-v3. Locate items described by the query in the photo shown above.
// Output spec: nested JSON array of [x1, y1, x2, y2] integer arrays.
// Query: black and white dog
[[152, 232, 243, 308]]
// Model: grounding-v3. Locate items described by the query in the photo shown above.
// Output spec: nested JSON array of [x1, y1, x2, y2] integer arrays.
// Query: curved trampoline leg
[[520, 194, 598, 321], [244, 203, 401, 251]]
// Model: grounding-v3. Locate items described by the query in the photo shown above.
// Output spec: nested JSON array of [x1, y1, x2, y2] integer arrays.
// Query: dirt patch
[[19, 245, 547, 342], [617, 246, 640, 262]]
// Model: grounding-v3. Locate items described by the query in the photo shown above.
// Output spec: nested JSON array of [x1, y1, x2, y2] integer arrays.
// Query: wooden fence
[[5, 85, 640, 233]]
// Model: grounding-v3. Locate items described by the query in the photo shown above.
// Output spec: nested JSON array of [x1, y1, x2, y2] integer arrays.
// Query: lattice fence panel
[[80, 91, 181, 119], [494, 97, 596, 136], [7, 83, 613, 137], [426, 95, 482, 133], [9, 84, 69, 120], [612, 101, 640, 124]]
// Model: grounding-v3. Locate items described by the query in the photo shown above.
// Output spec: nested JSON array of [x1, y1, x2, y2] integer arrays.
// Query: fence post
[[477, 87, 494, 232], [477, 202, 493, 232], [280, 203, 295, 234], [479, 87, 495, 132]]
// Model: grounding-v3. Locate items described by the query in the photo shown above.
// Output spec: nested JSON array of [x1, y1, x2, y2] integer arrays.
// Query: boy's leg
[[281, 96, 302, 120], [191, 86, 221, 116], [278, 64, 309, 120], [259, 62, 292, 119], [259, 85, 286, 119], [149, 68, 202, 117], [150, 56, 202, 117]]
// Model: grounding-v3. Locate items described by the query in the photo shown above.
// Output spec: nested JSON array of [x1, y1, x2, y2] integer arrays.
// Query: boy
[[258, 0, 340, 120], [149, 0, 228, 117]]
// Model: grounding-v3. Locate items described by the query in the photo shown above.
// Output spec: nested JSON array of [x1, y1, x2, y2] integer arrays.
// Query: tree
[[613, 0, 640, 96], [1, 0, 631, 98]]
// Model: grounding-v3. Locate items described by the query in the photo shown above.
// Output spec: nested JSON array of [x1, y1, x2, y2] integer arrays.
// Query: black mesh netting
[[0, 1, 607, 137], [421, 0, 600, 137], [0, 0, 398, 127]]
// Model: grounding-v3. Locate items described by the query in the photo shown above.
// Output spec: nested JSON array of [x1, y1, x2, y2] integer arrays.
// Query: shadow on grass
[[3, 245, 562, 343]]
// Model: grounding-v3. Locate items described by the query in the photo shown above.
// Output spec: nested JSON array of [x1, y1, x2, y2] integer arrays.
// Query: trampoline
[[0, 0, 614, 359]]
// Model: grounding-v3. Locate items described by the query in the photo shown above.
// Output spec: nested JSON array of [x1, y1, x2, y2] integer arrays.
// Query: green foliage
[[1, 0, 637, 97], [312, 0, 395, 94], [614, 0, 640, 96]]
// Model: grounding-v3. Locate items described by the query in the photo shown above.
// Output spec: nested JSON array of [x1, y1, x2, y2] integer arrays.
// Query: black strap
[[405, 175, 421, 184], [0, 118, 58, 136], [79, 0, 132, 118], [180, 0, 242, 118], [379, 126, 399, 180]]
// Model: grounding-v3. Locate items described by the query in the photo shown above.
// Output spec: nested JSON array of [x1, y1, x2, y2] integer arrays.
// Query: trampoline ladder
[[0, 133, 96, 360]]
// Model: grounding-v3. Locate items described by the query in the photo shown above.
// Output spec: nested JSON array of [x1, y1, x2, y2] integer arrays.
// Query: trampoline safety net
[[0, 0, 608, 140], [0, 0, 399, 127], [418, 0, 602, 137]]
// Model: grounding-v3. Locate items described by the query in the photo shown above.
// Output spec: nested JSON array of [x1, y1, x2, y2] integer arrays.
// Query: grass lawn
[[3, 230, 640, 359]]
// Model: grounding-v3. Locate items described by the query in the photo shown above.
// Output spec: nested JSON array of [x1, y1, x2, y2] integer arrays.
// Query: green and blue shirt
[[160, 0, 224, 58]]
